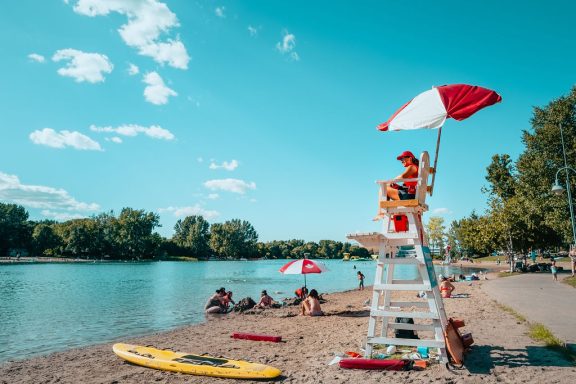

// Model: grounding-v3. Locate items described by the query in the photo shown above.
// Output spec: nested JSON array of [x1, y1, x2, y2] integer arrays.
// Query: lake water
[[0, 259, 482, 363]]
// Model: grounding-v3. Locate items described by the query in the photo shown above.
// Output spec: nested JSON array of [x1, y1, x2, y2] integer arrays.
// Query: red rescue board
[[231, 332, 282, 343]]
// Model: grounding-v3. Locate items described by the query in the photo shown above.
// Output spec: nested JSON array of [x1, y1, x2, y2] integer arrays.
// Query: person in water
[[387, 150, 419, 200], [301, 289, 323, 316], [205, 288, 227, 314]]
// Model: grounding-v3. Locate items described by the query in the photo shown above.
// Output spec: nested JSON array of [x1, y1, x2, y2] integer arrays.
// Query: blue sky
[[1, 0, 575, 242]]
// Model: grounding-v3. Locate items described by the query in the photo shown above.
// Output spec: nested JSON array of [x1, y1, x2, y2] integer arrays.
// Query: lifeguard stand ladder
[[347, 151, 448, 363]]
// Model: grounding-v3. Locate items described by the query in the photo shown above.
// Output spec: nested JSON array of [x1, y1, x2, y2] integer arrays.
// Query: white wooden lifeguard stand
[[347, 151, 448, 363]]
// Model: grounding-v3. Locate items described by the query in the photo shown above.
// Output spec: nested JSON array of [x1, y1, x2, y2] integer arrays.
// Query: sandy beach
[[1, 267, 575, 384]]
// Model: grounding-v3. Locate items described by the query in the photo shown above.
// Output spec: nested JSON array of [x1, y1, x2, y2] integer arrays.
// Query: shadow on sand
[[465, 345, 574, 374]]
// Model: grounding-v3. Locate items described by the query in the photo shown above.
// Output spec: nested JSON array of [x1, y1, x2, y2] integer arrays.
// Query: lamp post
[[550, 123, 576, 247]]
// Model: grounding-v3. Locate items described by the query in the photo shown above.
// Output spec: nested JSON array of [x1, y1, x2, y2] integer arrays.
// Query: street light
[[550, 123, 576, 247]]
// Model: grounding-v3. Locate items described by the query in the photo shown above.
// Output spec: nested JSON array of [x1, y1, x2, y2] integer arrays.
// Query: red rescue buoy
[[231, 332, 282, 343], [339, 358, 410, 371]]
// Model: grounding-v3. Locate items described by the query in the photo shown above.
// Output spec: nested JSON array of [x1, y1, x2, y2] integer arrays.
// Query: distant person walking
[[357, 271, 365, 291]]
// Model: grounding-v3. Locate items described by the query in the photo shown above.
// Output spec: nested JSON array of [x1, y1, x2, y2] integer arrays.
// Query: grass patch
[[497, 271, 523, 278], [529, 323, 576, 363], [494, 301, 576, 363], [495, 303, 526, 322], [563, 276, 576, 288]]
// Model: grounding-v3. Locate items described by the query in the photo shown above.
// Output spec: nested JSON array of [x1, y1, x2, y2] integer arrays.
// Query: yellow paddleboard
[[112, 343, 282, 379]]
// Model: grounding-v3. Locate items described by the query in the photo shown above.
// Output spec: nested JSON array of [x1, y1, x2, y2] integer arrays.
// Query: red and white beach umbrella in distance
[[279, 259, 329, 288], [377, 84, 502, 194]]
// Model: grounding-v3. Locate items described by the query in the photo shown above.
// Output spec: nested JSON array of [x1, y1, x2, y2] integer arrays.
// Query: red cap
[[396, 150, 415, 160]]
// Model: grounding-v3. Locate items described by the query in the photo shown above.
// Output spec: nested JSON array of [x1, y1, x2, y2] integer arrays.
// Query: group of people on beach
[[205, 286, 323, 316]]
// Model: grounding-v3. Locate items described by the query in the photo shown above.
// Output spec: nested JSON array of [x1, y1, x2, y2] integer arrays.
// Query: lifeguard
[[386, 150, 419, 200]]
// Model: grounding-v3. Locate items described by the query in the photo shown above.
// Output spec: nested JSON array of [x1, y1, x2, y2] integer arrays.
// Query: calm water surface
[[0, 259, 482, 363]]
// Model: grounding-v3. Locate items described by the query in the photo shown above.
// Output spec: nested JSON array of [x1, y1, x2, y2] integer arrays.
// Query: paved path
[[483, 272, 576, 347]]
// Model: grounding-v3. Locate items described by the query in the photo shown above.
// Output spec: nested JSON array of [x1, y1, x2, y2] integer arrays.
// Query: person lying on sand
[[301, 289, 324, 316]]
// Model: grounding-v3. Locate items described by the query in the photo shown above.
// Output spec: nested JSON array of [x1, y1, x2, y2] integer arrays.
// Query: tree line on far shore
[[0, 204, 370, 260]]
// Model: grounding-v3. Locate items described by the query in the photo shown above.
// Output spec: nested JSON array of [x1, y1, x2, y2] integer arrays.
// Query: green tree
[[172, 215, 211, 258], [31, 222, 62, 256], [209, 219, 258, 259], [116, 208, 161, 259], [425, 217, 446, 257], [0, 203, 31, 256]]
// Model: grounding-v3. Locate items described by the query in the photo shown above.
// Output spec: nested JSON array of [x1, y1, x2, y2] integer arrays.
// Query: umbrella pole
[[430, 126, 442, 196], [304, 274, 307, 289]]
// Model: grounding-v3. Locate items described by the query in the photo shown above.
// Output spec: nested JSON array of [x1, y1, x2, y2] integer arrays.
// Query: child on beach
[[357, 271, 365, 291], [551, 258, 558, 281], [301, 289, 323, 316]]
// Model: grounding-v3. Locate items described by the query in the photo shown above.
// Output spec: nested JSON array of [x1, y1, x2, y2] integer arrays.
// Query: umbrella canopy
[[376, 84, 502, 195], [279, 259, 329, 288], [377, 84, 502, 132]]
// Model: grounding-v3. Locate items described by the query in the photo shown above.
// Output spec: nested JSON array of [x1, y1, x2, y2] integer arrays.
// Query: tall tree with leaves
[[172, 215, 211, 258], [0, 203, 31, 256], [425, 217, 446, 256], [516, 86, 576, 246], [210, 219, 258, 259]]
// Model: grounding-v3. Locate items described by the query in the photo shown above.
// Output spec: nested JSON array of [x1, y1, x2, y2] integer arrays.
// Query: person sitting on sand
[[205, 288, 226, 314], [301, 289, 324, 316], [294, 286, 308, 299], [256, 290, 275, 308], [440, 277, 455, 298]]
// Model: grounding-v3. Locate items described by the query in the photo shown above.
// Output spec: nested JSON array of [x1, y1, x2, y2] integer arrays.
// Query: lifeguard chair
[[347, 151, 449, 363]]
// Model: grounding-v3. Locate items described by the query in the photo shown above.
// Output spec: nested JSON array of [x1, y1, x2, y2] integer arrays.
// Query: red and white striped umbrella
[[377, 84, 502, 132], [376, 84, 502, 195], [279, 259, 329, 287]]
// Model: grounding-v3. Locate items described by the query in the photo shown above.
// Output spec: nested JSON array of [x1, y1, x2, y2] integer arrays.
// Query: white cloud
[[215, 6, 225, 18], [41, 210, 86, 221], [90, 124, 175, 140], [207, 193, 219, 200], [106, 137, 123, 143], [28, 53, 45, 63], [52, 49, 113, 83], [248, 25, 259, 37], [70, 0, 190, 69], [209, 159, 239, 171], [0, 172, 100, 213], [276, 30, 299, 61], [29, 128, 102, 150], [432, 208, 453, 215], [127, 63, 139, 75], [143, 71, 177, 105], [159, 205, 219, 219], [203, 178, 256, 194]]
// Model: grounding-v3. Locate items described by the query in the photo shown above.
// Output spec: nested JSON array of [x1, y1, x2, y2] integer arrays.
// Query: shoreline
[[2, 271, 576, 383]]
